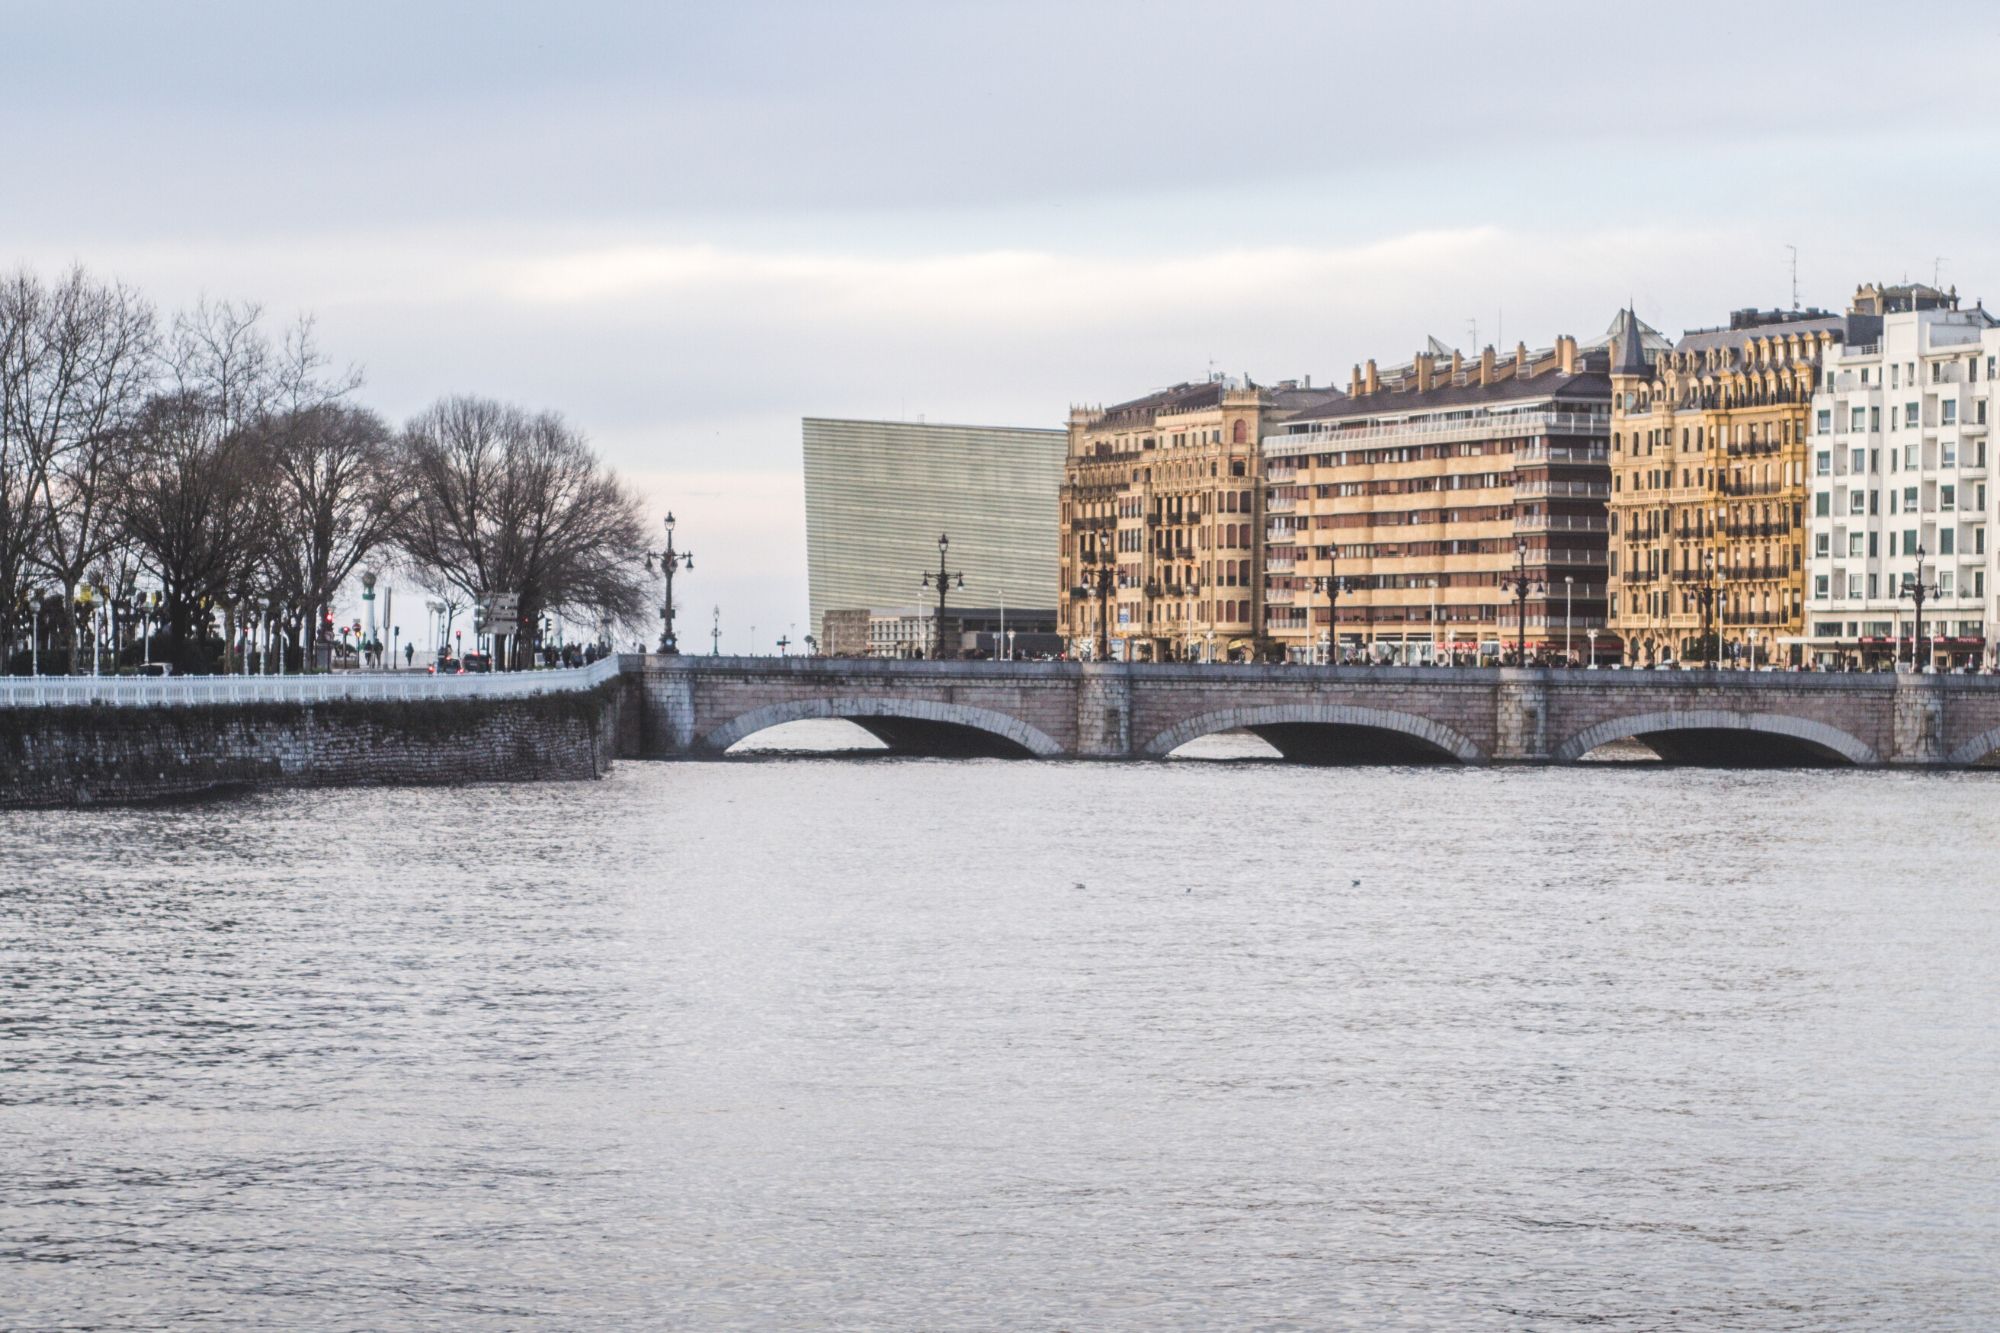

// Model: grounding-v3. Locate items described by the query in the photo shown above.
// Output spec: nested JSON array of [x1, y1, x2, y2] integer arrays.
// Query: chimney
[[1350, 364, 1363, 397], [1451, 349, 1464, 380], [1415, 351, 1433, 393], [1514, 341, 1529, 376], [1557, 335, 1577, 375], [1480, 345, 1496, 386], [1365, 359, 1380, 394]]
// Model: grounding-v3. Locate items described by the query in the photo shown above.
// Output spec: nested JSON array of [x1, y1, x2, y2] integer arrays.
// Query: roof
[[1096, 380, 1224, 423], [1675, 311, 1850, 355], [1606, 308, 1653, 376], [1288, 369, 1610, 423]]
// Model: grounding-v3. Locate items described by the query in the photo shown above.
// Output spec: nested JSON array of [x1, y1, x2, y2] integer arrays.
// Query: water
[[3, 739, 1997, 1330]]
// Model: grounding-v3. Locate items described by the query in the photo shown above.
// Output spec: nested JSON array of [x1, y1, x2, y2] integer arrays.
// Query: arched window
[[1232, 419, 1247, 444]]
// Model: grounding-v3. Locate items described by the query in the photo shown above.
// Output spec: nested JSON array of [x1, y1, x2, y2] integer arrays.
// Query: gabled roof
[[1607, 307, 1651, 377]]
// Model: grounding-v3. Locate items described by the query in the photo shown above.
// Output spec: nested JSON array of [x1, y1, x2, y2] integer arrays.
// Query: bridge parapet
[[621, 656, 2000, 767]]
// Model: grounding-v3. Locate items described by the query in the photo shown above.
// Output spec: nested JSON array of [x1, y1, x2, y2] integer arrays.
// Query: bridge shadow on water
[[724, 718, 1867, 768]]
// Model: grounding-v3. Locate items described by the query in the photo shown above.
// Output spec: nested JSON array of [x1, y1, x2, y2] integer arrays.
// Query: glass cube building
[[803, 417, 1066, 642]]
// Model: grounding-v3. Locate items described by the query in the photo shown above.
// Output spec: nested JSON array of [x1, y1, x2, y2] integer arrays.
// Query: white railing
[[1266, 495, 1297, 512], [1266, 410, 1610, 457], [1517, 513, 1609, 532], [1514, 480, 1611, 500], [0, 655, 623, 709]]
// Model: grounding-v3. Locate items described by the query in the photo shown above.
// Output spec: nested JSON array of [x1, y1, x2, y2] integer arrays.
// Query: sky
[[11, 0, 2000, 650]]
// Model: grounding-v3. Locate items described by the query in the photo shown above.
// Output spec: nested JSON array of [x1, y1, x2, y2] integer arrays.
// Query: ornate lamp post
[[711, 606, 721, 656], [1501, 542, 1540, 666], [1070, 543, 1117, 662], [1901, 544, 1940, 673], [920, 533, 965, 661], [644, 511, 694, 654], [1563, 574, 1574, 666], [1692, 556, 1722, 670]]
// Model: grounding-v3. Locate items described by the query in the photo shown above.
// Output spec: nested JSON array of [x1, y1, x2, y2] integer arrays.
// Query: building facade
[[1260, 337, 1614, 665], [1058, 377, 1337, 661], [1607, 305, 1871, 667], [1804, 285, 1996, 669], [803, 417, 1066, 649]]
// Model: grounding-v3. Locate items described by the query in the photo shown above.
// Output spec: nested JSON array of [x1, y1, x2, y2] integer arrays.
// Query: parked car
[[460, 652, 493, 674]]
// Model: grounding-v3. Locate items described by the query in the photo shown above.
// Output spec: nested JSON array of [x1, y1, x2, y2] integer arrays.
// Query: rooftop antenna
[[1934, 256, 1948, 289], [1786, 244, 1799, 311], [1466, 317, 1478, 351]]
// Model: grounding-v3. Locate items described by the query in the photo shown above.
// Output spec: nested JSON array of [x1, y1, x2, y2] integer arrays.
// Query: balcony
[[1523, 548, 1609, 566], [1265, 409, 1610, 457], [1515, 513, 1608, 533], [1265, 526, 1295, 545], [1266, 495, 1297, 513], [1266, 556, 1296, 573], [1265, 588, 1295, 605], [1513, 479, 1610, 501]]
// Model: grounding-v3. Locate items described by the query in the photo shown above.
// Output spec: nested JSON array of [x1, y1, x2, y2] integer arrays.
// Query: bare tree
[[260, 401, 405, 647], [397, 396, 649, 661], [0, 267, 157, 671], [111, 392, 276, 671]]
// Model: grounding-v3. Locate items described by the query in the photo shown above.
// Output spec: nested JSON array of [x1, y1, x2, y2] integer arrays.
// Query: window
[[1944, 400, 1959, 425], [1978, 527, 1988, 555], [1871, 407, 1882, 432], [1943, 484, 1957, 511], [1848, 574, 1866, 599], [1849, 532, 1865, 557], [1904, 486, 1920, 512], [1940, 527, 1956, 555], [1815, 492, 1831, 517], [1850, 406, 1866, 431], [1815, 533, 1831, 557], [1814, 574, 1830, 599], [1904, 530, 1920, 555], [1906, 402, 1921, 428], [1905, 442, 1919, 469], [1851, 490, 1866, 516], [1940, 570, 1955, 595], [1815, 450, 1832, 475], [1943, 442, 1958, 468], [1851, 448, 1867, 473]]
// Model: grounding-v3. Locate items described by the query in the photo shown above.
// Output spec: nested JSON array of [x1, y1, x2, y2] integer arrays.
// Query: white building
[[1805, 285, 1996, 669]]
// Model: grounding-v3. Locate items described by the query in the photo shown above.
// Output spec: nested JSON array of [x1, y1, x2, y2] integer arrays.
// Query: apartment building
[[1804, 284, 1996, 669], [1607, 304, 1865, 666], [1260, 335, 1615, 664], [1059, 376, 1337, 661]]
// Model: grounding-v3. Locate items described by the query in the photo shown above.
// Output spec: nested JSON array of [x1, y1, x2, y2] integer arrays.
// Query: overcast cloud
[[11, 0, 2000, 645]]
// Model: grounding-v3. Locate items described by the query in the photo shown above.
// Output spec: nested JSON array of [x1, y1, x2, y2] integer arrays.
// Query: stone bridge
[[623, 656, 2000, 767]]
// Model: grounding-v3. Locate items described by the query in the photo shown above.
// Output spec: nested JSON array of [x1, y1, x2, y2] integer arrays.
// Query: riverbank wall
[[0, 680, 625, 809]]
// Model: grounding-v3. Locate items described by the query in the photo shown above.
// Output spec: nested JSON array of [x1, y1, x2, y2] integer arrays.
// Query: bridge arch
[[1946, 726, 2000, 766], [1553, 709, 1878, 766], [1141, 703, 1486, 765], [699, 695, 1064, 759]]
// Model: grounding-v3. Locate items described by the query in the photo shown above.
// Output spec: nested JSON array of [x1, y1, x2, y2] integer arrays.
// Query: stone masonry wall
[[0, 686, 620, 808]]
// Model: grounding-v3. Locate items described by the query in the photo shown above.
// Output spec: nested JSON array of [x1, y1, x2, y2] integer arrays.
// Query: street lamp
[[1311, 572, 1351, 665], [1693, 556, 1721, 670], [1563, 574, 1573, 666], [1901, 544, 1940, 673], [1071, 543, 1117, 662], [644, 511, 694, 654], [1587, 627, 1599, 669], [1501, 542, 1540, 666], [919, 533, 966, 661]]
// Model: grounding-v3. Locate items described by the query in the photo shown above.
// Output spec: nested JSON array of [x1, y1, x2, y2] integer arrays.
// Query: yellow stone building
[[1059, 377, 1335, 660], [1608, 304, 1865, 666], [1261, 336, 1616, 664]]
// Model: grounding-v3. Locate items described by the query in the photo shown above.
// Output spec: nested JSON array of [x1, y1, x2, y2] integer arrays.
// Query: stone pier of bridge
[[619, 656, 2000, 768]]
